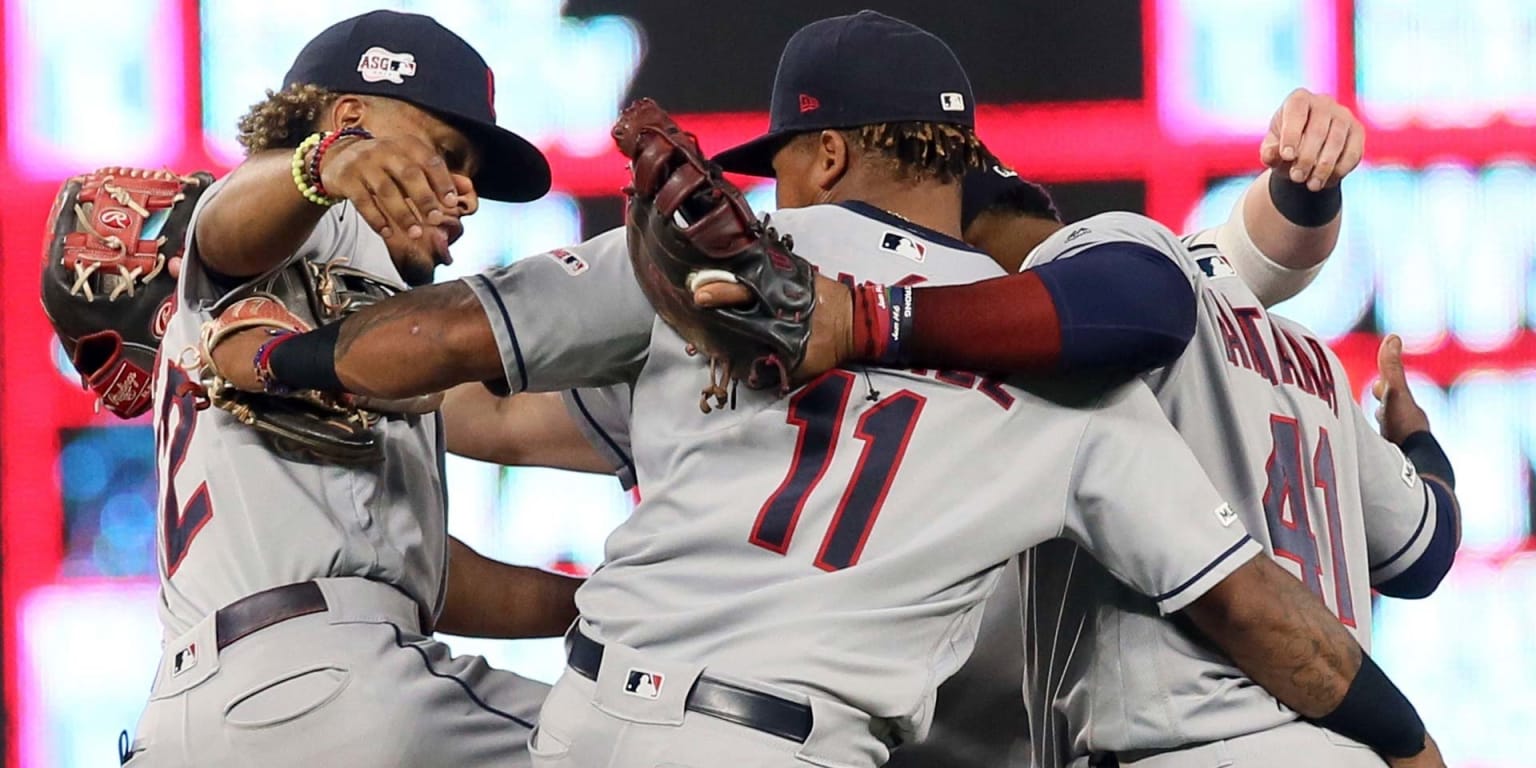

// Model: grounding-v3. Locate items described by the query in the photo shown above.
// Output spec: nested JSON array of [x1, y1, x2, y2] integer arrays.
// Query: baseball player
[[440, 89, 1375, 767], [127, 11, 576, 767], [696, 101, 1458, 768], [201, 12, 1442, 768]]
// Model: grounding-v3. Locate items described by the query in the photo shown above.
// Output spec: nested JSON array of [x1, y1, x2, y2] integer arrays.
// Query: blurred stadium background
[[1, 0, 1533, 765]]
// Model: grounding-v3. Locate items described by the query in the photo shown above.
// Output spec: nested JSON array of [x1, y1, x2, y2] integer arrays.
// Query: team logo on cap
[[357, 46, 418, 84], [880, 232, 926, 263], [624, 668, 664, 699], [940, 92, 966, 112]]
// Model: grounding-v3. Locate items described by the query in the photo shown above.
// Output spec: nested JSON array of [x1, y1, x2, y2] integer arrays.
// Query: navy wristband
[[1401, 430, 1455, 490], [266, 321, 345, 393], [1315, 654, 1426, 758], [1269, 171, 1343, 227], [882, 285, 913, 366]]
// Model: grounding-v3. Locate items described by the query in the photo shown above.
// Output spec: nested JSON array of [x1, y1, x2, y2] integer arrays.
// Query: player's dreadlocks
[[235, 83, 337, 155], [841, 121, 994, 184]]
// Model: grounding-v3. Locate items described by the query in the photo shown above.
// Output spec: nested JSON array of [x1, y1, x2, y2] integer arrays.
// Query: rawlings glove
[[196, 293, 383, 466], [40, 167, 214, 417], [611, 98, 817, 412]]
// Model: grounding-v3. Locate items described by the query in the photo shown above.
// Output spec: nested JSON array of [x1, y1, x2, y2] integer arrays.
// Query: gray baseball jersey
[[136, 179, 545, 767], [155, 180, 449, 638], [562, 384, 637, 490], [1019, 213, 1444, 764], [465, 203, 1261, 749]]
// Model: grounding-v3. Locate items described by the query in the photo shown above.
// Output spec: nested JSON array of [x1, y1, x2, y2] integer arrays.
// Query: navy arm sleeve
[[1032, 242, 1198, 374]]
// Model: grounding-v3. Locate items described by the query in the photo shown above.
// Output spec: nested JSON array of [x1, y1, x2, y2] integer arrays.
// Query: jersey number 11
[[749, 371, 926, 572]]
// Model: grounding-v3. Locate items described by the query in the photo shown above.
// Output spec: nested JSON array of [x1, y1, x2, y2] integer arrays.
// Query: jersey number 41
[[1263, 415, 1356, 627]]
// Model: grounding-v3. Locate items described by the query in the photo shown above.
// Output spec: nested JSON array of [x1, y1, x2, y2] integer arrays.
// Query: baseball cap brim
[[397, 96, 547, 202], [712, 130, 800, 178], [444, 114, 551, 202]]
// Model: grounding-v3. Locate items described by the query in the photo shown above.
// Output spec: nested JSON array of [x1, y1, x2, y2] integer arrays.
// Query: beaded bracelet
[[290, 133, 337, 207], [253, 328, 299, 395], [309, 127, 373, 199]]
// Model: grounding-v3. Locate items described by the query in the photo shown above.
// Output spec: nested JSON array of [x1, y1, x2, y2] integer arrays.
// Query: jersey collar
[[834, 200, 984, 254]]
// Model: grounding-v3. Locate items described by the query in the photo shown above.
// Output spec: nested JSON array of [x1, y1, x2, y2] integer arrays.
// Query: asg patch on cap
[[357, 46, 417, 84]]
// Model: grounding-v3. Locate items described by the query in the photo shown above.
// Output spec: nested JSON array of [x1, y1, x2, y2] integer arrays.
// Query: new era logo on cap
[[799, 93, 821, 113], [357, 46, 418, 84], [940, 92, 966, 112]]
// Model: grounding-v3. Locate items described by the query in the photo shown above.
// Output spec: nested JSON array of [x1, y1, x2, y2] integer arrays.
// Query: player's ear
[[328, 95, 370, 133], [813, 129, 850, 192]]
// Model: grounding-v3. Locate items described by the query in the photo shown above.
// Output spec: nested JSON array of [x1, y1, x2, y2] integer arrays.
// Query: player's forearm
[[1183, 556, 1428, 758], [846, 245, 1196, 375], [1242, 169, 1342, 271], [194, 151, 330, 278], [442, 386, 614, 473], [437, 537, 582, 639], [1183, 556, 1358, 717], [325, 281, 503, 398]]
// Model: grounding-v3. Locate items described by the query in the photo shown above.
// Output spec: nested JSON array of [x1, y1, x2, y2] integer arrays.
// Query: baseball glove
[[195, 259, 437, 466], [611, 98, 817, 412], [40, 167, 214, 418]]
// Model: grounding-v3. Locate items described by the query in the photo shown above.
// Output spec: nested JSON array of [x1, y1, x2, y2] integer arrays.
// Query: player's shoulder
[[490, 226, 630, 284], [1024, 211, 1189, 270], [1062, 211, 1182, 249], [770, 202, 1000, 282]]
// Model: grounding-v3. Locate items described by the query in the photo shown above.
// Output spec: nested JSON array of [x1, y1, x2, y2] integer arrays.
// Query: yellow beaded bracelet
[[291, 132, 339, 207]]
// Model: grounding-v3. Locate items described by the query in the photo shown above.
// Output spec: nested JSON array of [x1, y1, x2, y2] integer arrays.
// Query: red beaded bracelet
[[307, 127, 374, 199]]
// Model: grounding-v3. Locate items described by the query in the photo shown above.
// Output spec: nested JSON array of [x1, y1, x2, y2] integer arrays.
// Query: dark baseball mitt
[[611, 98, 816, 412], [40, 167, 215, 418]]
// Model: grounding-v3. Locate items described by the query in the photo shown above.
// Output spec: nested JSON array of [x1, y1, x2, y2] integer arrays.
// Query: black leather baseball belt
[[214, 581, 329, 651], [566, 626, 814, 744]]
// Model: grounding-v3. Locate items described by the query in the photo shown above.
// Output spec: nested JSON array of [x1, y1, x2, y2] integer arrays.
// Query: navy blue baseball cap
[[713, 10, 976, 178], [283, 10, 551, 202], [961, 162, 1062, 228]]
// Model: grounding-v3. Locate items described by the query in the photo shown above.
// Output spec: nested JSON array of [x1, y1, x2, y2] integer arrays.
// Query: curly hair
[[235, 83, 337, 155], [841, 121, 994, 184]]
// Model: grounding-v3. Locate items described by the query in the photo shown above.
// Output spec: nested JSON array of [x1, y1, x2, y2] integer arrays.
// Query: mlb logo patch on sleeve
[[546, 248, 589, 276], [624, 668, 664, 699], [1214, 503, 1238, 527]]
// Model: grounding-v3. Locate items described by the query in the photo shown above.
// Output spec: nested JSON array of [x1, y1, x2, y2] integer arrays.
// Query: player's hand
[[1372, 334, 1431, 444], [1260, 88, 1365, 192], [1386, 733, 1446, 768], [319, 134, 460, 267], [694, 273, 853, 383]]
